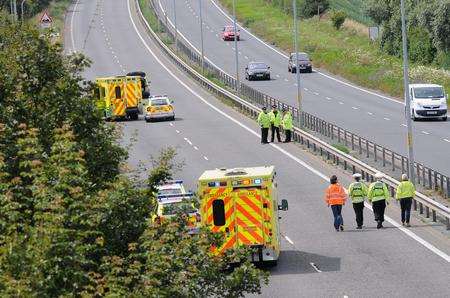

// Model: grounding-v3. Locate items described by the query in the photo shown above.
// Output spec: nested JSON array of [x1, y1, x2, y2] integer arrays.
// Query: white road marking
[[194, 146, 199, 150], [70, 0, 82, 52], [175, 130, 180, 133], [383, 117, 390, 121], [402, 124, 407, 127], [326, 97, 332, 100], [444, 139, 450, 143], [130, 0, 450, 263], [339, 102, 344, 105], [244, 55, 249, 59], [352, 107, 358, 110], [169, 122, 173, 126], [284, 78, 289, 82], [367, 112, 373, 115], [313, 92, 319, 96], [304, 87, 308, 91], [310, 263, 322, 273], [284, 236, 294, 245], [203, 156, 209, 161], [422, 131, 430, 135]]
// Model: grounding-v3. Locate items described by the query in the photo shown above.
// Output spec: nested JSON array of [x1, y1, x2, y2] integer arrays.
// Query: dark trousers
[[271, 125, 281, 142], [400, 198, 413, 223], [284, 129, 292, 142], [261, 127, 269, 143], [372, 200, 386, 223], [331, 205, 343, 230], [352, 202, 364, 227]]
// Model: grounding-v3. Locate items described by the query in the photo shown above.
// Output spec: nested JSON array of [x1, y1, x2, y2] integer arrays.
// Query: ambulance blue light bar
[[207, 181, 227, 187]]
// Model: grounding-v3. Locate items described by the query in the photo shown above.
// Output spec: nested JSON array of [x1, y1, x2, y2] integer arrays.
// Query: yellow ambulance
[[198, 166, 288, 265], [95, 72, 149, 120]]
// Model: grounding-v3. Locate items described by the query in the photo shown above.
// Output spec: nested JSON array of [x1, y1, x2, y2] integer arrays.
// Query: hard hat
[[401, 174, 408, 181], [353, 173, 362, 179], [374, 172, 384, 179], [282, 107, 288, 112], [330, 175, 338, 184], [262, 106, 267, 110], [272, 104, 277, 108]]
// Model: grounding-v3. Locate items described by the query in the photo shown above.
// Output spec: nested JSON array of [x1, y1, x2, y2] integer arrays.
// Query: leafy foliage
[[330, 9, 347, 30], [299, 0, 330, 17], [0, 17, 267, 296]]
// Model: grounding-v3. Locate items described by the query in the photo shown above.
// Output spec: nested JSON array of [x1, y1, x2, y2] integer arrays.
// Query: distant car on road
[[222, 25, 240, 41], [144, 95, 175, 122], [288, 52, 312, 73], [409, 84, 447, 121], [245, 62, 271, 81]]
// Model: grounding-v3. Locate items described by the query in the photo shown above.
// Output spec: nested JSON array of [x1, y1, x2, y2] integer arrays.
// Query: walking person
[[257, 107, 271, 144], [324, 175, 347, 231], [269, 105, 282, 142], [348, 173, 368, 229], [368, 173, 390, 229], [396, 174, 416, 227], [282, 107, 293, 143]]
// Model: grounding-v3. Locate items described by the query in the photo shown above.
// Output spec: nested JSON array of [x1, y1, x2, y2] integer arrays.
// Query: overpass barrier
[[135, 0, 450, 229]]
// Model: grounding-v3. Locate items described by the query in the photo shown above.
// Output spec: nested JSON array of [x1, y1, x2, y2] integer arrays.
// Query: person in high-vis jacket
[[268, 105, 282, 143], [257, 107, 271, 144], [396, 174, 416, 227], [282, 108, 293, 143], [368, 172, 390, 229], [324, 175, 347, 231], [348, 173, 368, 229]]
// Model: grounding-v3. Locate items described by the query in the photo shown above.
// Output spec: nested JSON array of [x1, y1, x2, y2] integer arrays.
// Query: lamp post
[[21, 0, 26, 21], [293, 0, 303, 128], [232, 0, 240, 93], [199, 0, 205, 73], [400, 0, 416, 183], [172, 0, 178, 51]]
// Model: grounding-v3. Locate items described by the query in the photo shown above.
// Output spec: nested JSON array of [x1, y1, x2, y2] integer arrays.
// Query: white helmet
[[353, 173, 362, 179]]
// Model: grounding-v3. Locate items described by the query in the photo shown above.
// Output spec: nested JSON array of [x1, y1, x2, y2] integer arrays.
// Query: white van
[[409, 84, 447, 121]]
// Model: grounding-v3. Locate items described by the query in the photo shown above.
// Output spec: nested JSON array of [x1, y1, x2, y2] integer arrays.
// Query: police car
[[144, 95, 175, 122], [157, 180, 186, 198], [153, 193, 201, 234]]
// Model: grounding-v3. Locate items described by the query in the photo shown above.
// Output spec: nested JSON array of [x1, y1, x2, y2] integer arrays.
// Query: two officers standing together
[[257, 105, 293, 144], [324, 173, 416, 231]]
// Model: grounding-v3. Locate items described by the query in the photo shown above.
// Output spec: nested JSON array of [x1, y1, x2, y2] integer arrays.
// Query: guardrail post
[[374, 144, 377, 162], [419, 202, 423, 214], [446, 218, 450, 230], [382, 148, 386, 167], [425, 206, 430, 218], [401, 157, 405, 174], [344, 160, 347, 170], [358, 138, 362, 155], [351, 134, 355, 151], [392, 154, 395, 171], [446, 178, 450, 199], [432, 210, 436, 222], [330, 124, 334, 140], [352, 165, 356, 174], [366, 141, 369, 158], [416, 166, 420, 185], [413, 199, 417, 211], [344, 131, 348, 147], [422, 167, 426, 187], [427, 169, 432, 189], [338, 128, 341, 143]]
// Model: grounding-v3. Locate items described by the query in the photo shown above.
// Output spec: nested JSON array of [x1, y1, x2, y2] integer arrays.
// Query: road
[[156, 0, 450, 177], [67, 0, 450, 296]]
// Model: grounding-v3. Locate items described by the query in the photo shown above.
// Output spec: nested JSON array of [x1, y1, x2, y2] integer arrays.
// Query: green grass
[[330, 0, 371, 25], [219, 0, 450, 100], [332, 143, 350, 154]]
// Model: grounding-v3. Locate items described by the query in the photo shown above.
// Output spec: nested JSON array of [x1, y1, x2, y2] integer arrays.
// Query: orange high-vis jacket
[[324, 184, 347, 206]]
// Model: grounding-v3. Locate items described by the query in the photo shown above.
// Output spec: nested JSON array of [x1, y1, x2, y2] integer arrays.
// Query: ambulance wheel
[[265, 260, 278, 267], [130, 113, 139, 120]]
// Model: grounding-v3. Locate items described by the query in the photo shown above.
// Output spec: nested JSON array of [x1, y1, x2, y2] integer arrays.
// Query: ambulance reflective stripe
[[108, 83, 126, 116], [125, 82, 138, 107], [234, 189, 264, 246], [203, 187, 226, 222]]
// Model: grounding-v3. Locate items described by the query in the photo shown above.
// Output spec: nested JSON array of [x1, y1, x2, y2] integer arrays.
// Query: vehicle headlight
[[416, 102, 423, 108]]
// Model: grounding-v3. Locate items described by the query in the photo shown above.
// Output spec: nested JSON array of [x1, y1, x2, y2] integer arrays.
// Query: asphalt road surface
[[156, 0, 450, 177], [66, 0, 450, 296]]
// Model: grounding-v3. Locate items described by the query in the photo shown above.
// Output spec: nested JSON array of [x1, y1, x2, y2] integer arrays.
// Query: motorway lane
[[158, 0, 450, 176], [68, 0, 450, 296]]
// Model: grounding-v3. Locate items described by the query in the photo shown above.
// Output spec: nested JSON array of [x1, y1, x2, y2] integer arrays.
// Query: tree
[[331, 10, 347, 30], [299, 0, 329, 18]]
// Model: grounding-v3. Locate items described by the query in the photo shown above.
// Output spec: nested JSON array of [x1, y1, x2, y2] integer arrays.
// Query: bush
[[409, 27, 436, 65], [330, 10, 347, 30]]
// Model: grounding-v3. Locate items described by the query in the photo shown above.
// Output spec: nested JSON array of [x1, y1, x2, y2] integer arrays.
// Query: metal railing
[[135, 0, 450, 229]]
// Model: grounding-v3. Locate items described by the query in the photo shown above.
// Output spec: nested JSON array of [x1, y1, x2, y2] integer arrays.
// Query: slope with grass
[[330, 0, 371, 25], [220, 0, 450, 101]]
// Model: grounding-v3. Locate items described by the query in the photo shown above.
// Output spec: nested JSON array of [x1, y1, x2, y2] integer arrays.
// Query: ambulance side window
[[212, 200, 225, 226], [100, 87, 106, 99], [115, 86, 122, 99]]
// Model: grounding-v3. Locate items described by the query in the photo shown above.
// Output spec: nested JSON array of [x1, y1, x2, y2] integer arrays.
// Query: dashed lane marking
[[326, 97, 332, 100], [203, 156, 209, 161], [194, 146, 199, 150], [313, 92, 319, 96], [422, 131, 430, 135], [284, 236, 294, 245], [339, 102, 344, 105], [367, 112, 373, 115], [384, 117, 390, 121], [352, 107, 358, 110], [310, 263, 322, 273]]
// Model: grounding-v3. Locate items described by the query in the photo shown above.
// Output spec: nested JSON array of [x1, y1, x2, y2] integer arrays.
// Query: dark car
[[245, 62, 270, 81], [288, 52, 312, 73]]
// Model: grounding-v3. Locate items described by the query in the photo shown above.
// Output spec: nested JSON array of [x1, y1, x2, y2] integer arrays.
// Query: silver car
[[144, 95, 175, 122], [245, 62, 271, 81]]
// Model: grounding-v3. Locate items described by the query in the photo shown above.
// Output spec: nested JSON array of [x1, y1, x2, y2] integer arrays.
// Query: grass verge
[[219, 0, 450, 102]]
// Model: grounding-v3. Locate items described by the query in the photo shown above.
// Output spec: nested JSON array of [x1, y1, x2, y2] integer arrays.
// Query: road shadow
[[267, 250, 341, 275]]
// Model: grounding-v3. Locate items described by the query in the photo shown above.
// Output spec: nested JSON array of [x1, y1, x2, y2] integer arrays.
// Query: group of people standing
[[324, 173, 416, 231], [257, 105, 293, 144]]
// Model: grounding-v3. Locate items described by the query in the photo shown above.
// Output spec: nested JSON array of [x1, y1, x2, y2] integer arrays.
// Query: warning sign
[[40, 11, 53, 29]]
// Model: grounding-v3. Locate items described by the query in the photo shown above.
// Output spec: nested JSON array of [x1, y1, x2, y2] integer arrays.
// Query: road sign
[[40, 11, 53, 29]]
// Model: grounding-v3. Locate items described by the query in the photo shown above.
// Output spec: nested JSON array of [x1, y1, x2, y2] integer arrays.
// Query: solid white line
[[209, 0, 402, 105], [70, 0, 81, 52], [130, 0, 450, 263], [284, 236, 294, 245], [310, 262, 322, 273]]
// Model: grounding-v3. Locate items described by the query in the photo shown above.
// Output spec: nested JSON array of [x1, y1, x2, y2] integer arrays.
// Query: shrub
[[330, 10, 347, 30], [299, 0, 329, 18]]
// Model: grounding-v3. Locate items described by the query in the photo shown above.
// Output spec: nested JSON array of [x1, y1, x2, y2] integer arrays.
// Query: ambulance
[[198, 166, 288, 265], [95, 72, 149, 120]]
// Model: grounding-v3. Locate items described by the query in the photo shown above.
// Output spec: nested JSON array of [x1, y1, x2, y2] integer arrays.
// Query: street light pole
[[232, 0, 240, 93], [400, 0, 415, 183], [199, 0, 205, 73], [21, 0, 26, 21], [293, 0, 303, 128], [172, 0, 178, 51]]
